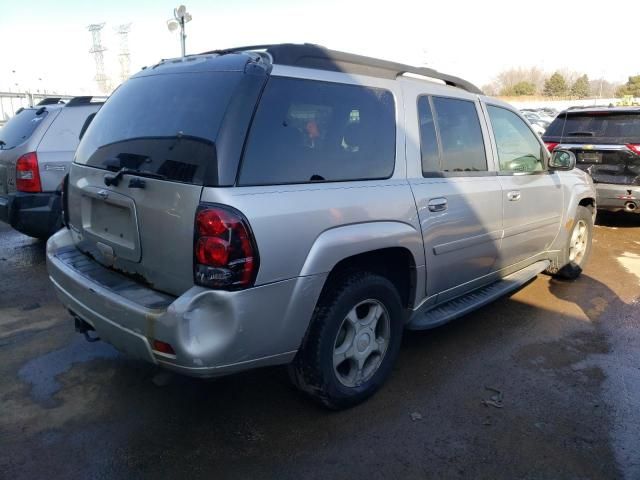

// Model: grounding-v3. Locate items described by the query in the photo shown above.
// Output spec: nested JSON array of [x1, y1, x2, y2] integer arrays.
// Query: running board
[[407, 260, 550, 330]]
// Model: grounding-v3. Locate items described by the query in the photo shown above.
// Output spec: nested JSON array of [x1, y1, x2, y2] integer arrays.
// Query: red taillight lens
[[196, 237, 229, 266], [152, 339, 176, 355], [544, 142, 559, 153], [626, 144, 640, 155], [194, 205, 258, 289], [16, 152, 42, 192]]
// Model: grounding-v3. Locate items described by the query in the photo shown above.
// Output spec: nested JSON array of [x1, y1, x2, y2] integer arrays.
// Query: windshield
[[75, 71, 243, 184], [0, 108, 48, 149], [546, 112, 640, 139]]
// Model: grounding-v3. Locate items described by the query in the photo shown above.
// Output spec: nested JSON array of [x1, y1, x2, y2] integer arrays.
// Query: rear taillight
[[626, 144, 640, 155], [544, 142, 559, 153], [194, 204, 259, 290], [16, 152, 42, 192]]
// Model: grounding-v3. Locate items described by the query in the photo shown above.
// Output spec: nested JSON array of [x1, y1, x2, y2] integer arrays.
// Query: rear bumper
[[0, 191, 62, 238], [595, 183, 640, 212], [46, 229, 326, 378]]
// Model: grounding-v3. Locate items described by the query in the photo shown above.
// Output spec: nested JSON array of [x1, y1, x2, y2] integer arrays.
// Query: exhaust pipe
[[624, 201, 637, 212]]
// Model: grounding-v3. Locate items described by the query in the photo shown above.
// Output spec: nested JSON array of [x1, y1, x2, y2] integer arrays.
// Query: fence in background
[[0, 92, 78, 126]]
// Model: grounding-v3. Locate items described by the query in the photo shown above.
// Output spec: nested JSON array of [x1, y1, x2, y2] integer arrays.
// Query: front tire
[[555, 205, 593, 280], [289, 272, 404, 409]]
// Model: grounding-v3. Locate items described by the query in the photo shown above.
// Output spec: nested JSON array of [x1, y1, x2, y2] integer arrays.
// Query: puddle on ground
[[18, 336, 119, 407]]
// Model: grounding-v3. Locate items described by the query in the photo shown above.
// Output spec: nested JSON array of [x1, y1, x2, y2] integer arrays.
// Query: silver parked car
[[46, 45, 596, 408], [0, 97, 103, 238]]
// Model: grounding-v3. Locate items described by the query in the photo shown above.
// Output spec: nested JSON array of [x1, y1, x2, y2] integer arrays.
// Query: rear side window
[[239, 77, 396, 186], [487, 106, 544, 172], [432, 97, 486, 172], [417, 97, 439, 173], [0, 109, 48, 149], [546, 112, 640, 138], [417, 96, 487, 174]]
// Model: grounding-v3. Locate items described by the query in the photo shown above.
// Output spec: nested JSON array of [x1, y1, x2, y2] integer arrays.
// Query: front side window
[[239, 77, 396, 186], [487, 106, 544, 173]]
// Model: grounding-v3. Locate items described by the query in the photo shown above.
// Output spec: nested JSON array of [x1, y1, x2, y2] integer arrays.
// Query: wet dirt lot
[[1, 214, 639, 480]]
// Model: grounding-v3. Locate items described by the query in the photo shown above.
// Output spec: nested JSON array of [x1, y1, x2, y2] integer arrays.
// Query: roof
[[198, 43, 483, 94], [561, 106, 640, 115]]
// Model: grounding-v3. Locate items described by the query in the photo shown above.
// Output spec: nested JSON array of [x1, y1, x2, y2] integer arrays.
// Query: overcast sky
[[0, 0, 637, 95]]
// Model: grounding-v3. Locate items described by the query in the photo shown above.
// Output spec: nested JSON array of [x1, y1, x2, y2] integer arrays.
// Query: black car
[[543, 107, 640, 214]]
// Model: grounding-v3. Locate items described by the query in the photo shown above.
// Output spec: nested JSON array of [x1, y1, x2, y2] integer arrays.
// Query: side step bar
[[407, 260, 550, 330]]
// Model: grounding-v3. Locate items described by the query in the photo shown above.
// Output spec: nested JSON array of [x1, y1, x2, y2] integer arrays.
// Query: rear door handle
[[507, 191, 521, 201], [427, 197, 448, 212]]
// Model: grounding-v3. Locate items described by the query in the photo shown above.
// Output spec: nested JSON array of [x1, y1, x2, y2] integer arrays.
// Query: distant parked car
[[0, 97, 103, 238], [543, 106, 640, 214], [521, 111, 548, 136]]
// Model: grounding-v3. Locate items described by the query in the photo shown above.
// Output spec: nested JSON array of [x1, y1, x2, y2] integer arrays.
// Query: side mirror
[[79, 112, 97, 140], [549, 149, 576, 171]]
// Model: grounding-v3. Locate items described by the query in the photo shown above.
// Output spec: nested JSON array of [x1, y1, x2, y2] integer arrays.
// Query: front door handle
[[428, 197, 448, 212], [507, 190, 521, 201]]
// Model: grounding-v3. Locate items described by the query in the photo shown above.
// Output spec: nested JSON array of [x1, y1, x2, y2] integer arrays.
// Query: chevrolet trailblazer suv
[[46, 44, 596, 408], [543, 106, 640, 214], [0, 97, 103, 238]]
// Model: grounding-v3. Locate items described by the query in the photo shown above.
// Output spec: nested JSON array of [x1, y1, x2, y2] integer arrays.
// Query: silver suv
[[0, 97, 103, 238], [46, 45, 596, 408]]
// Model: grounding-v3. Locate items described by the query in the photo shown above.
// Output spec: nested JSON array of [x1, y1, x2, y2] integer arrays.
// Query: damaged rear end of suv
[[543, 107, 640, 213]]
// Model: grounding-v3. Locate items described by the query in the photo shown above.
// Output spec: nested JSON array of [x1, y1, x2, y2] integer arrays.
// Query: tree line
[[482, 68, 640, 98]]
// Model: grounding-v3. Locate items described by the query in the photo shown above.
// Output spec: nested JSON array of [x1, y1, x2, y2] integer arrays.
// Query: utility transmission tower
[[88, 23, 109, 93], [115, 23, 132, 83]]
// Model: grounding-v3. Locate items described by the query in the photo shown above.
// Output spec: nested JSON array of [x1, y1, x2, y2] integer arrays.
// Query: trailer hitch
[[73, 315, 101, 343]]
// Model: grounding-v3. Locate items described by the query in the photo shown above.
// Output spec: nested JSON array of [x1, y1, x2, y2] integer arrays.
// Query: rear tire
[[289, 271, 403, 409], [554, 205, 593, 280]]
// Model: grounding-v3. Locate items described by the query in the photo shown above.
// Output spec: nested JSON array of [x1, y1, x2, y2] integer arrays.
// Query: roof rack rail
[[65, 96, 106, 107], [200, 43, 482, 94], [36, 97, 64, 106]]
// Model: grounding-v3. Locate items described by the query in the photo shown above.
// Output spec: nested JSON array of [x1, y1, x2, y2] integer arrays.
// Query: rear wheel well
[[579, 197, 596, 214], [321, 248, 417, 309]]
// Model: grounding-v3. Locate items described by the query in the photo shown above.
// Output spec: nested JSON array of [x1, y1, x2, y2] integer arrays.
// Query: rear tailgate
[[560, 144, 640, 185], [66, 59, 264, 297], [67, 163, 202, 295]]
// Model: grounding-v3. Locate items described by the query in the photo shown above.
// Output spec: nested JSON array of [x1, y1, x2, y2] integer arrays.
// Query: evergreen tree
[[571, 74, 590, 98], [543, 73, 568, 97]]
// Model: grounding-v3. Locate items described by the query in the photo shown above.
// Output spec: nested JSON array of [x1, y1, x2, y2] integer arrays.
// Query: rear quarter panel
[[36, 106, 100, 191], [201, 67, 425, 290]]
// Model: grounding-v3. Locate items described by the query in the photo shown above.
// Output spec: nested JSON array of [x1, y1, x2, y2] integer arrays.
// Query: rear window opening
[[0, 108, 49, 149], [546, 111, 640, 139], [74, 71, 244, 185]]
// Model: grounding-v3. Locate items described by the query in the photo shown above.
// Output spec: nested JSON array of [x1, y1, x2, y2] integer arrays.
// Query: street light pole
[[167, 5, 192, 58], [179, 14, 186, 57]]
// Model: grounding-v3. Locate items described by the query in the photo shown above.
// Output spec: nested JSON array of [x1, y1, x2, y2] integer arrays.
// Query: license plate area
[[578, 151, 602, 164], [80, 187, 141, 262]]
